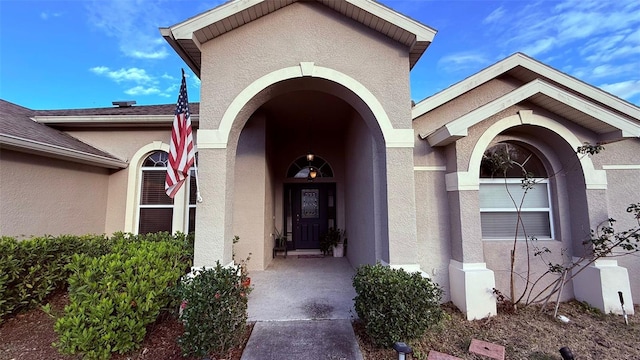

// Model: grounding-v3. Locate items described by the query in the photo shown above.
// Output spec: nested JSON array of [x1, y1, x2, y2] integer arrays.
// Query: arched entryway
[[231, 85, 384, 270], [192, 64, 419, 272]]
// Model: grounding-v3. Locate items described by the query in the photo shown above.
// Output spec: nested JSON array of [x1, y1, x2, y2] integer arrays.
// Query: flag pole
[[193, 147, 203, 203]]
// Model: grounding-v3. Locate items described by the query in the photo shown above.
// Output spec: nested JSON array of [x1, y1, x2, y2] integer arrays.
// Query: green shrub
[[0, 234, 111, 320], [173, 262, 251, 358], [54, 237, 190, 360], [353, 263, 444, 348]]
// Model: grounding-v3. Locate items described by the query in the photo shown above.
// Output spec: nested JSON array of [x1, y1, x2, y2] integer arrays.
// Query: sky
[[1, 0, 639, 110]]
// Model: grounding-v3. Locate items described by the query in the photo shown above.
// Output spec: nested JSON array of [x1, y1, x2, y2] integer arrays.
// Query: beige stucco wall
[[597, 139, 640, 302], [232, 114, 268, 271], [344, 112, 379, 267], [0, 150, 110, 237], [199, 2, 411, 131], [413, 76, 521, 137], [66, 129, 175, 233], [412, 76, 640, 304], [414, 167, 451, 298], [194, 1, 417, 268]]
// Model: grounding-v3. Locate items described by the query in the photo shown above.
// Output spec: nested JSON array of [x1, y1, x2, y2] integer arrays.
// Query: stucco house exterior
[[1, 0, 639, 320]]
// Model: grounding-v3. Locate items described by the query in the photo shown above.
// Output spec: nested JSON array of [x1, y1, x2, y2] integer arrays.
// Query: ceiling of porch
[[261, 90, 354, 140]]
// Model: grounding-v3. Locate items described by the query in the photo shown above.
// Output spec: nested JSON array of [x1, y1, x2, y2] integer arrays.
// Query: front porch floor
[[247, 256, 357, 321]]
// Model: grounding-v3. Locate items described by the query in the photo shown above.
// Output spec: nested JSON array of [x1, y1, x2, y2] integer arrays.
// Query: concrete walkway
[[241, 255, 364, 360]]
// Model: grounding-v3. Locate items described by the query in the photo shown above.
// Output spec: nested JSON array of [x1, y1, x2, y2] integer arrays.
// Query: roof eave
[[162, 0, 437, 74], [34, 114, 200, 128], [412, 53, 640, 121], [0, 134, 128, 169], [422, 79, 640, 147], [160, 27, 201, 78]]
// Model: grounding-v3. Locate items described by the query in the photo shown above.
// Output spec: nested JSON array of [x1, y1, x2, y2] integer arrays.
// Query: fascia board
[[413, 54, 524, 119], [170, 0, 436, 42], [413, 53, 640, 121], [424, 79, 640, 147], [169, 0, 264, 40], [0, 134, 128, 169], [350, 0, 437, 42], [34, 114, 199, 127], [515, 56, 640, 120], [159, 27, 201, 78]]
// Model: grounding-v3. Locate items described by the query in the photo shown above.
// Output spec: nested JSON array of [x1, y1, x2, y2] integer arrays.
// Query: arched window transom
[[287, 155, 334, 179]]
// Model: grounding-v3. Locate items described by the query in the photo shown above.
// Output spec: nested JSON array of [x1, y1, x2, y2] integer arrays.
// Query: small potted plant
[[321, 228, 344, 257], [273, 227, 287, 258]]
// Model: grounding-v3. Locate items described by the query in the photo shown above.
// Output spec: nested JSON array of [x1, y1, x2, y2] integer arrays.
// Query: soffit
[[160, 0, 436, 76]]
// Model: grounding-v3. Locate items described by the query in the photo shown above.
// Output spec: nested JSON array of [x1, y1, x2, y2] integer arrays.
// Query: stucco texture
[[0, 150, 110, 237], [192, 1, 418, 268], [199, 1, 411, 131], [412, 74, 640, 305]]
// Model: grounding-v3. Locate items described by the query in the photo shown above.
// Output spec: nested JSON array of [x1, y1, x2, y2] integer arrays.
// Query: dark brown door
[[284, 183, 336, 249]]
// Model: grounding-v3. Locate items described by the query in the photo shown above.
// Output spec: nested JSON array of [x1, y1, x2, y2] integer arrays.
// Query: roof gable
[[414, 53, 640, 146], [160, 0, 436, 77]]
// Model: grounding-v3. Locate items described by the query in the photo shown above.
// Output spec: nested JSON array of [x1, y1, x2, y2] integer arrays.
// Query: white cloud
[[483, 6, 505, 24], [585, 45, 640, 63], [40, 11, 62, 20], [492, 0, 640, 56], [437, 52, 489, 73], [90, 67, 153, 84], [599, 80, 640, 100], [521, 38, 556, 57], [130, 48, 169, 60], [125, 86, 161, 96], [85, 0, 171, 60], [589, 63, 638, 78]]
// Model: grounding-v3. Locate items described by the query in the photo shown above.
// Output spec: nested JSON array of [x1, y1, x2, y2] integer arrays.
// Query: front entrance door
[[284, 183, 336, 249]]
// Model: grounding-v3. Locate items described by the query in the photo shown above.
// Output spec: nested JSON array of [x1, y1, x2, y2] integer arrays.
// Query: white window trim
[[479, 178, 555, 241], [125, 142, 195, 234]]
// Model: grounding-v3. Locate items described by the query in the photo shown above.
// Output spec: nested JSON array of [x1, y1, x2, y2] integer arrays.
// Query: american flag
[[165, 70, 195, 198]]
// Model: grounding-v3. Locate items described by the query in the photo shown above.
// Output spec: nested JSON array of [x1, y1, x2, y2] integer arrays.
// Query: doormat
[[297, 255, 325, 258]]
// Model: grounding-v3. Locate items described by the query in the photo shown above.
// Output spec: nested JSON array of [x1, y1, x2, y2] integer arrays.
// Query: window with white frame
[[138, 151, 197, 234], [479, 143, 554, 240]]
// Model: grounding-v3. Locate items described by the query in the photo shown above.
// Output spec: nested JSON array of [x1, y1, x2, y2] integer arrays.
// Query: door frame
[[283, 183, 337, 250]]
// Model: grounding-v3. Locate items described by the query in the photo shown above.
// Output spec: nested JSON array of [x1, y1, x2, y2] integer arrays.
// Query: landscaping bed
[[0, 290, 253, 360], [2, 291, 637, 360]]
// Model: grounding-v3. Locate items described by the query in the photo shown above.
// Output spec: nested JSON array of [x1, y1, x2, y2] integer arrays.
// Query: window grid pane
[[188, 208, 196, 234], [479, 182, 549, 209], [139, 208, 173, 234], [481, 212, 551, 239], [141, 171, 173, 205], [479, 179, 553, 239], [189, 171, 197, 205]]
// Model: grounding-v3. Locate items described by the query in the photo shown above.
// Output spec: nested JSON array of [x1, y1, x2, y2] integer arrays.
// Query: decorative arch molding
[[124, 141, 170, 233], [196, 62, 414, 149], [445, 110, 607, 191]]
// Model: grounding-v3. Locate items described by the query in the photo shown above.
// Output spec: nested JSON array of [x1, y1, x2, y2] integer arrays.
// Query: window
[[286, 155, 333, 178], [479, 143, 553, 239], [138, 151, 197, 234], [187, 169, 197, 233]]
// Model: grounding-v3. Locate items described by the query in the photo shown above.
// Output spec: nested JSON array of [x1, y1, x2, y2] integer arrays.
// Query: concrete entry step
[[240, 319, 364, 360]]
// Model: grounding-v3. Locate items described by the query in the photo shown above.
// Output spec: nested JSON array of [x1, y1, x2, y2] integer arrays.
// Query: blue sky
[[1, 0, 639, 110]]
